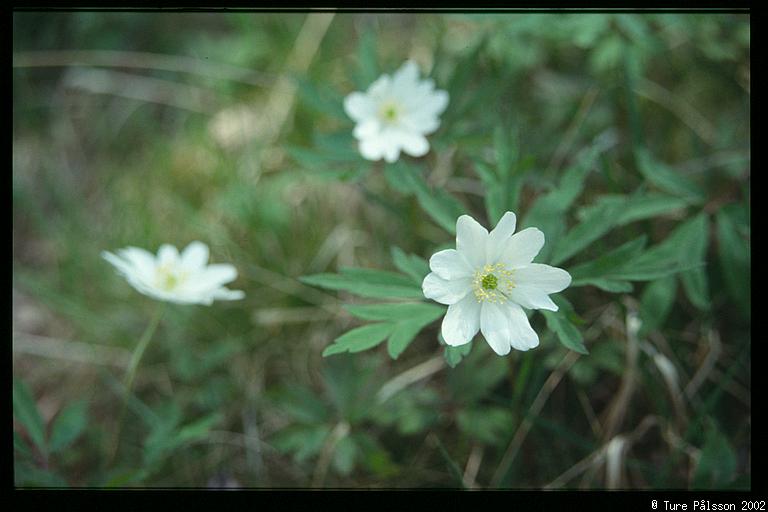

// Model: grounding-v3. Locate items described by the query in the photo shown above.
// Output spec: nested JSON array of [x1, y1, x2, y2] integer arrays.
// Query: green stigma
[[383, 106, 398, 120], [481, 273, 498, 290]]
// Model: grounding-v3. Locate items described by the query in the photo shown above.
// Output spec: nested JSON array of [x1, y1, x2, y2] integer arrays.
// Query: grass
[[12, 12, 750, 489]]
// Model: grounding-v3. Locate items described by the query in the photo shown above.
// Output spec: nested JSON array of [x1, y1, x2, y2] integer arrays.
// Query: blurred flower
[[344, 60, 449, 163], [103, 241, 245, 305], [422, 212, 571, 356]]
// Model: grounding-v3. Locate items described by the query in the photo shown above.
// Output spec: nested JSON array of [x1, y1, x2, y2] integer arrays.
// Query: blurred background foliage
[[13, 11, 749, 488]]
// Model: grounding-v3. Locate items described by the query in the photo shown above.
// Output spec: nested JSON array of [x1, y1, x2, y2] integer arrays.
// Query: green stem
[[108, 305, 164, 464]]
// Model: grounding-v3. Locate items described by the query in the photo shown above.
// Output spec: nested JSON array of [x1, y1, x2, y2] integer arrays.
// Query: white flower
[[422, 212, 572, 356], [102, 241, 245, 305], [344, 60, 449, 163]]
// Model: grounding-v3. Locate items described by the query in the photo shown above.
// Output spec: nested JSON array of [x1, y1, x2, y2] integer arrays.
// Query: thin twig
[[376, 354, 445, 404]]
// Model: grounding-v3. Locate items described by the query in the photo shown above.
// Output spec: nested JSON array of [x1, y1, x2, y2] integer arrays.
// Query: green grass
[[13, 12, 749, 489]]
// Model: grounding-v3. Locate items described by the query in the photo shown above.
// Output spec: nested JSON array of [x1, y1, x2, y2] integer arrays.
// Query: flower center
[[472, 263, 515, 303], [156, 264, 186, 291], [379, 102, 401, 124], [481, 274, 498, 290]]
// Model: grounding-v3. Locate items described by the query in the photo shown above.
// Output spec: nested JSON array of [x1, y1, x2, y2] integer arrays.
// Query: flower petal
[[479, 302, 512, 356], [456, 215, 488, 268], [487, 211, 517, 262], [398, 132, 430, 158], [513, 264, 572, 293], [180, 241, 209, 272], [441, 293, 480, 346], [212, 287, 246, 301], [344, 91, 376, 122], [391, 60, 420, 95], [508, 286, 559, 311], [358, 137, 386, 161], [422, 272, 471, 305], [429, 249, 473, 280], [499, 227, 545, 267], [352, 118, 381, 140], [157, 244, 179, 267], [507, 303, 540, 351]]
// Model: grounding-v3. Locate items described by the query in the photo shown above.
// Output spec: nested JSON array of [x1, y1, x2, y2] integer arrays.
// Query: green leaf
[[271, 386, 330, 424], [679, 213, 711, 311], [444, 340, 473, 368], [387, 319, 432, 360], [550, 199, 625, 266], [272, 424, 330, 463], [457, 406, 515, 446], [639, 277, 677, 333], [13, 378, 47, 456], [344, 302, 444, 322], [355, 29, 379, 87], [391, 246, 430, 284], [577, 193, 689, 226], [693, 420, 737, 489], [332, 436, 358, 476], [300, 269, 423, 299], [569, 235, 648, 282], [175, 412, 223, 445], [572, 278, 633, 293], [716, 206, 750, 317], [543, 296, 588, 354], [49, 400, 88, 453], [322, 322, 395, 357], [393, 161, 465, 233], [635, 148, 706, 204], [293, 74, 347, 120]]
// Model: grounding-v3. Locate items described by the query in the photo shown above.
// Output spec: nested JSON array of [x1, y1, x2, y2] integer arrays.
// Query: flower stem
[[108, 305, 164, 464]]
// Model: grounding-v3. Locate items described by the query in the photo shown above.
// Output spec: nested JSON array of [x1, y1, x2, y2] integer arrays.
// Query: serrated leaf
[[391, 246, 430, 284], [13, 378, 47, 456], [635, 148, 705, 204], [49, 400, 88, 453], [322, 322, 395, 357]]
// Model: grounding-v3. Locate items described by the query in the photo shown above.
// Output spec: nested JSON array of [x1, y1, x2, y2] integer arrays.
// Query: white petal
[[509, 286, 559, 311], [352, 118, 381, 140], [157, 244, 179, 267], [487, 211, 517, 262], [358, 137, 386, 161], [400, 114, 441, 135], [416, 89, 449, 117], [367, 75, 392, 98], [118, 247, 157, 278], [507, 303, 540, 350], [499, 227, 545, 267], [422, 272, 471, 305], [513, 264, 572, 294], [212, 288, 246, 301], [181, 241, 209, 271], [399, 132, 430, 158], [456, 215, 488, 268], [429, 249, 473, 280], [344, 92, 376, 122], [479, 302, 512, 356], [383, 142, 401, 163], [441, 294, 481, 346], [391, 60, 420, 95]]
